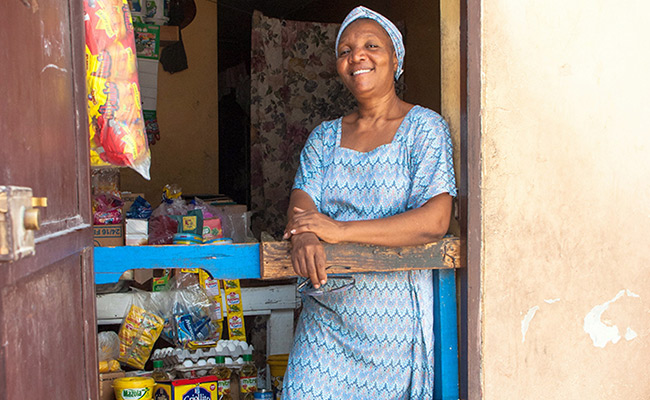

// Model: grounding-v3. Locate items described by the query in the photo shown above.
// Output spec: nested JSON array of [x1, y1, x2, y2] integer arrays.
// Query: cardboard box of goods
[[93, 224, 124, 247], [99, 371, 125, 400], [154, 376, 219, 399]]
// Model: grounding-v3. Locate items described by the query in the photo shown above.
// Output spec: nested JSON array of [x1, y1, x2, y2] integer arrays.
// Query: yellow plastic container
[[113, 377, 155, 400], [267, 354, 289, 399]]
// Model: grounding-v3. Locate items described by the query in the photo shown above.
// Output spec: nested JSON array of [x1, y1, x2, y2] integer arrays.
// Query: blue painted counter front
[[94, 243, 261, 284]]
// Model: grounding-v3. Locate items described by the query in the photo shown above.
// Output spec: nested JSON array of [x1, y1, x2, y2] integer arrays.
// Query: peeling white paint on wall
[[521, 306, 540, 343], [625, 327, 638, 341], [544, 298, 561, 304], [583, 290, 640, 348]]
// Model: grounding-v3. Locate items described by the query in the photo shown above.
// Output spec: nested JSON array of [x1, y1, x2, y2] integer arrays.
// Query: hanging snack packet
[[224, 280, 246, 341], [84, 0, 151, 179], [200, 271, 224, 342]]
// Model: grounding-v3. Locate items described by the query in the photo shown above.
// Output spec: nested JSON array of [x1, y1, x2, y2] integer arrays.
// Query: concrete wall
[[120, 0, 218, 202], [480, 1, 650, 398]]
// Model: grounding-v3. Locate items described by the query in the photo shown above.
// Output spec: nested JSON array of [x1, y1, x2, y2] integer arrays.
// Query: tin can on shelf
[[254, 388, 274, 399]]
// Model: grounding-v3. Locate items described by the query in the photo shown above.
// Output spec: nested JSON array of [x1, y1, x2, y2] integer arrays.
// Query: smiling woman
[[335, 19, 399, 106], [281, 6, 457, 400]]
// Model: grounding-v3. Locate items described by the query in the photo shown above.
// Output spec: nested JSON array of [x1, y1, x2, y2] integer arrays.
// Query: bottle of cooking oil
[[152, 360, 173, 382], [239, 353, 258, 399], [210, 356, 233, 400]]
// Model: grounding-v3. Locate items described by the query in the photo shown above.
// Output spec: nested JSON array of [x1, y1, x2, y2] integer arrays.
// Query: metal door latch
[[0, 186, 48, 262]]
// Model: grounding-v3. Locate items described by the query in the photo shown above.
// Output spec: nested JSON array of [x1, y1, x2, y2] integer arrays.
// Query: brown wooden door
[[1, 1, 98, 399]]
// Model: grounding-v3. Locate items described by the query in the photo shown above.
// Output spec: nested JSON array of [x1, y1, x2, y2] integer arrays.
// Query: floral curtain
[[250, 11, 356, 237]]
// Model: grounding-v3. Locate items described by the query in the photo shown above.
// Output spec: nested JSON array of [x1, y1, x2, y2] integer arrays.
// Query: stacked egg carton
[[151, 340, 254, 378]]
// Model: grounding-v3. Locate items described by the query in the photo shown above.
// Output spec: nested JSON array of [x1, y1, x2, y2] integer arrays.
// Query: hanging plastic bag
[[84, 0, 151, 180], [192, 198, 256, 243], [117, 290, 165, 369], [167, 283, 223, 348], [98, 331, 122, 372]]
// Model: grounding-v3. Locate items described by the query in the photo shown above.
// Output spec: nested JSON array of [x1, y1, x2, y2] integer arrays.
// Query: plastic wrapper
[[126, 196, 153, 219], [98, 359, 121, 373], [98, 329, 121, 372], [91, 168, 120, 197], [148, 191, 205, 244], [93, 193, 124, 224], [163, 283, 223, 348], [148, 215, 179, 245], [163, 184, 183, 202], [117, 290, 165, 369], [148, 197, 187, 245], [84, 0, 151, 179], [192, 198, 255, 243], [98, 331, 120, 362]]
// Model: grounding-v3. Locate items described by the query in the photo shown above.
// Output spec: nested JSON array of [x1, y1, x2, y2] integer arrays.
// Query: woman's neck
[[355, 93, 406, 122]]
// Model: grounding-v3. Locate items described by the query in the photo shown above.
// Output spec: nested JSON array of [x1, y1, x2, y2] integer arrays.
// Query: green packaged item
[[134, 22, 160, 59]]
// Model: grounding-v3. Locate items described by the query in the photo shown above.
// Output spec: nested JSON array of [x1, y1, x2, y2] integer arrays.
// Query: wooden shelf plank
[[261, 237, 460, 279]]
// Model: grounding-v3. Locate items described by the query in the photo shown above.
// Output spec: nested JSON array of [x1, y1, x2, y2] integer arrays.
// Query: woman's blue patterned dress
[[283, 106, 457, 400]]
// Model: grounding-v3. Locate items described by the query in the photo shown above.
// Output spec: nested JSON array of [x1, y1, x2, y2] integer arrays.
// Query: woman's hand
[[283, 207, 345, 243], [290, 232, 328, 288]]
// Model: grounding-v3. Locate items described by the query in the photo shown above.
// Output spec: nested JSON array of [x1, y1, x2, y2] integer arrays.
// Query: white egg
[[183, 359, 194, 368], [197, 359, 207, 366], [224, 357, 233, 364], [235, 357, 244, 364], [207, 358, 216, 365]]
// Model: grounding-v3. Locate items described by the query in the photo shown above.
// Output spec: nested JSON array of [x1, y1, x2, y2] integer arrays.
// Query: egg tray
[[172, 363, 245, 379], [151, 342, 253, 371]]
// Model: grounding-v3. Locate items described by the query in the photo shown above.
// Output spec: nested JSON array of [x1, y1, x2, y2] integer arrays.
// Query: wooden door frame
[[458, 0, 482, 398]]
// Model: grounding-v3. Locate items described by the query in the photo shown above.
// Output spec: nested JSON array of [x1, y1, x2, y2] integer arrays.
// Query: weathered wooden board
[[261, 236, 460, 279]]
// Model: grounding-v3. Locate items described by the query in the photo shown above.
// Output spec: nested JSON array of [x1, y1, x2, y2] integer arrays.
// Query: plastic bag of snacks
[[118, 291, 165, 369], [168, 283, 223, 348], [84, 0, 151, 180]]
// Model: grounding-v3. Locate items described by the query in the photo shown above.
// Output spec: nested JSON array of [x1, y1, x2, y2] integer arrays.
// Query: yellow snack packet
[[224, 279, 246, 341], [117, 304, 164, 369]]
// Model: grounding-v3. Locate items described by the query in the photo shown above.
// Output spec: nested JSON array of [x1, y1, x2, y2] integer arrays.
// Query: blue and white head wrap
[[335, 6, 405, 80]]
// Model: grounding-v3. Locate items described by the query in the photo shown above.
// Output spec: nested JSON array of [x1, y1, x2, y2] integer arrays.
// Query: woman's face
[[336, 19, 398, 98]]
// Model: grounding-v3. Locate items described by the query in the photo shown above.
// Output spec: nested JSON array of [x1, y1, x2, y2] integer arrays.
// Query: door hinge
[[0, 186, 47, 262]]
